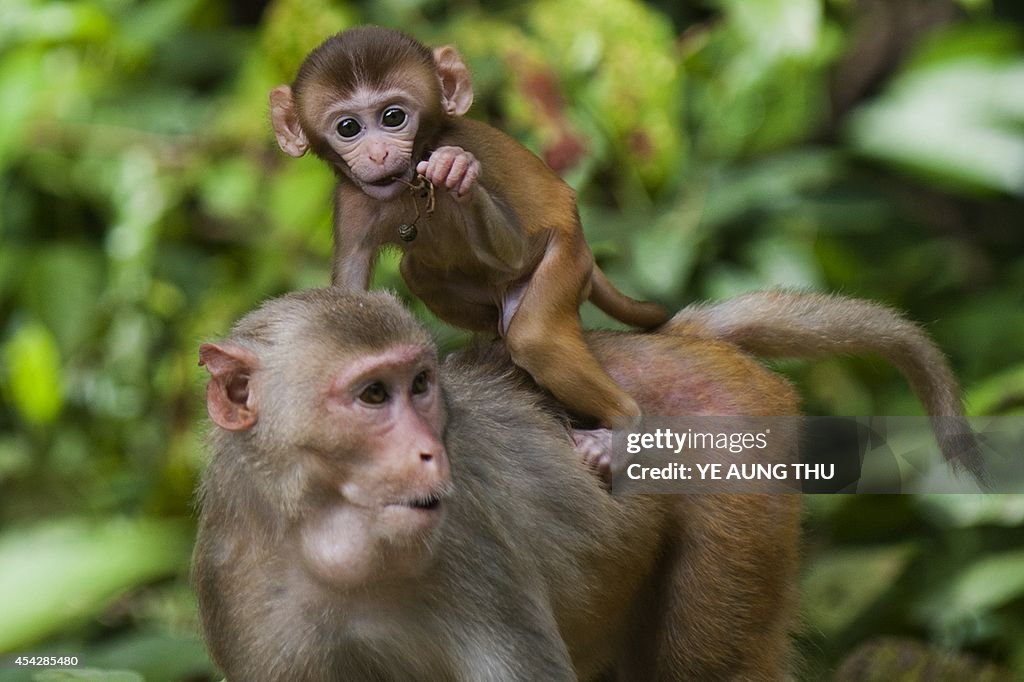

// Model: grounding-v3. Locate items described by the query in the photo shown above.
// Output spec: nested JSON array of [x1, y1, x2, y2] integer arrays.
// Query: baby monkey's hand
[[417, 146, 479, 201]]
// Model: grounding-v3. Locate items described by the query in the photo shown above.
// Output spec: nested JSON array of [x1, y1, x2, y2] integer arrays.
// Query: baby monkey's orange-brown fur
[[269, 26, 667, 440]]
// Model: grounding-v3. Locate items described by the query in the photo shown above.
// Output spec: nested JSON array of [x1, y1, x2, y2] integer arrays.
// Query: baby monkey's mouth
[[366, 166, 413, 187], [368, 175, 403, 187]]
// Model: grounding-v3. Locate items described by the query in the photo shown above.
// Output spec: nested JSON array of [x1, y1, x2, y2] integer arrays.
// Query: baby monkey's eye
[[359, 382, 389, 405], [381, 107, 407, 128], [337, 118, 362, 138]]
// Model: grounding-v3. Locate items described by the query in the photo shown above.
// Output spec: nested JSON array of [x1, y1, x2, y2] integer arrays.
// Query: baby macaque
[[269, 26, 669, 466]]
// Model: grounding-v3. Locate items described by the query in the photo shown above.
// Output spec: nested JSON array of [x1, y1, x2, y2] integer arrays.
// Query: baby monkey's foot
[[572, 428, 613, 485]]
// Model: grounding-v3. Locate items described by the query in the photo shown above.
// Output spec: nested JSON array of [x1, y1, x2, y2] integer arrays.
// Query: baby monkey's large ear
[[269, 85, 310, 158], [433, 46, 474, 117]]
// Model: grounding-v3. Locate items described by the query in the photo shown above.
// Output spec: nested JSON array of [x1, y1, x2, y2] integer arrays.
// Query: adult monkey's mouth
[[397, 491, 443, 511]]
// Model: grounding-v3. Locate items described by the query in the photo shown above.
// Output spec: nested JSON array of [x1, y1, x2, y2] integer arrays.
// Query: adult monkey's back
[[194, 288, 800, 681]]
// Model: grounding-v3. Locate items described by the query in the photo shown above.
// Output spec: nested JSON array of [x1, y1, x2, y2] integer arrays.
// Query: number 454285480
[[15, 656, 79, 666]]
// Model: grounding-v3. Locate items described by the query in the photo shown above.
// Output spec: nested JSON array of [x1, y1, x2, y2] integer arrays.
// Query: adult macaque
[[194, 288, 978, 680], [268, 26, 668, 459], [195, 288, 800, 681]]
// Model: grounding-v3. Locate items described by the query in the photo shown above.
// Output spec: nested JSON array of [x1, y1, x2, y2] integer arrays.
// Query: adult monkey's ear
[[433, 46, 474, 117], [269, 85, 310, 158], [199, 343, 260, 431]]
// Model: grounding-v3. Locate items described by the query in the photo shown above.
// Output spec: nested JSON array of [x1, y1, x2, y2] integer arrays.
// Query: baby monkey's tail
[[589, 267, 669, 329]]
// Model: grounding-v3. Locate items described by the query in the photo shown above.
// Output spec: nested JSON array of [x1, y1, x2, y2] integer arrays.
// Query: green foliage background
[[0, 0, 1022, 679]]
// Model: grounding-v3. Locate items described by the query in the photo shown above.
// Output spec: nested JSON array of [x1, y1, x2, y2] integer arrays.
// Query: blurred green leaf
[[700, 150, 842, 229], [119, 0, 204, 53], [2, 321, 64, 427], [261, 0, 357, 78], [198, 158, 262, 222], [718, 0, 824, 60], [0, 1, 113, 52], [909, 24, 1023, 69], [267, 156, 334, 240], [953, 550, 1024, 611], [803, 544, 918, 637], [528, 0, 685, 189], [0, 49, 44, 170], [84, 632, 213, 682], [689, 0, 840, 158], [742, 232, 823, 288], [916, 549, 1024, 632], [19, 246, 105, 355], [848, 58, 1024, 195], [916, 494, 1024, 528], [632, 207, 700, 298], [0, 518, 192, 652], [0, 435, 32, 483], [967, 364, 1024, 415]]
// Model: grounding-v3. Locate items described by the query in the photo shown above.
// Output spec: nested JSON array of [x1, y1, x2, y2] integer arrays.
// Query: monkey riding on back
[[269, 26, 668, 472]]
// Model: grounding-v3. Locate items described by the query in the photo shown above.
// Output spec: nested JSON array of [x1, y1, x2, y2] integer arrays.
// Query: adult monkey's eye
[[411, 371, 430, 395], [381, 107, 407, 128], [337, 118, 362, 138], [359, 382, 389, 405]]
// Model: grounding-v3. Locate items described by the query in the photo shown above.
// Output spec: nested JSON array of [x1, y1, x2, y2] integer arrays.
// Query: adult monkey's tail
[[663, 290, 985, 483]]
